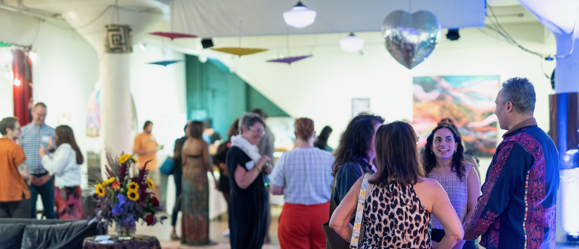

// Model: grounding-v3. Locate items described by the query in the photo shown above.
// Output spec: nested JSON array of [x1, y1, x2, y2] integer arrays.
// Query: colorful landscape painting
[[413, 75, 499, 157]]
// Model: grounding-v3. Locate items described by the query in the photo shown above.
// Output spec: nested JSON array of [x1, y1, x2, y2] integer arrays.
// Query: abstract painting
[[352, 98, 370, 118], [413, 75, 499, 157]]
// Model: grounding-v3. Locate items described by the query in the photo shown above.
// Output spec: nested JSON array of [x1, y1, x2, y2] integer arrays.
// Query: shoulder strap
[[350, 173, 371, 248]]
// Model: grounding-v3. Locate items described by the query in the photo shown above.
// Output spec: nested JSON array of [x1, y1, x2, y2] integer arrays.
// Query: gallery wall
[[199, 22, 556, 179], [0, 15, 187, 190]]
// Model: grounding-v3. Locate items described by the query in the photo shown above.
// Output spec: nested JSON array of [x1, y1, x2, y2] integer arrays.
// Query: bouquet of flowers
[[89, 151, 166, 239]]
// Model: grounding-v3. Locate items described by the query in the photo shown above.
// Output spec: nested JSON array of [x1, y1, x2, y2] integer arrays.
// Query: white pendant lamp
[[339, 33, 365, 53], [283, 1, 317, 29]]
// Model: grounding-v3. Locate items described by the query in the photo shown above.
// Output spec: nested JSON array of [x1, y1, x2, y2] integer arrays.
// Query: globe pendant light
[[283, 1, 317, 29], [339, 33, 365, 53]]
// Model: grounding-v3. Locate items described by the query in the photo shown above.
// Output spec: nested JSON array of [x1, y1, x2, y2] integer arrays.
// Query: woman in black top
[[213, 118, 240, 202], [226, 113, 272, 249], [331, 114, 384, 223]]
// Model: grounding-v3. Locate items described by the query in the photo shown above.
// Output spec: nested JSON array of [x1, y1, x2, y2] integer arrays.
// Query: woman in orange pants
[[269, 118, 335, 249]]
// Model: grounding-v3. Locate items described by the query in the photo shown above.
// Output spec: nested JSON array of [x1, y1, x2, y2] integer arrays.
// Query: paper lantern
[[283, 1, 317, 29]]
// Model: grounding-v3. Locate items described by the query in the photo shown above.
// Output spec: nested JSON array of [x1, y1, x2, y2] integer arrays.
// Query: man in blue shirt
[[18, 102, 56, 219]]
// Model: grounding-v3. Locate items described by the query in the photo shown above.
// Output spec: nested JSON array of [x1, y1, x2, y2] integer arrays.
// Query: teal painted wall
[[185, 55, 289, 138]]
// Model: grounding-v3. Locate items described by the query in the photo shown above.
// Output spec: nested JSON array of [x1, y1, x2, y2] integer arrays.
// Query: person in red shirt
[[0, 117, 31, 218]]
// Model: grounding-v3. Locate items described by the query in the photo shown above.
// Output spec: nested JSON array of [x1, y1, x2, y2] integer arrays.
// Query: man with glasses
[[19, 102, 56, 219], [0, 117, 31, 218]]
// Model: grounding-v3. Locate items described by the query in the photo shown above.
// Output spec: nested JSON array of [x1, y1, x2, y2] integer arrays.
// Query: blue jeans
[[171, 170, 182, 226], [29, 174, 56, 219]]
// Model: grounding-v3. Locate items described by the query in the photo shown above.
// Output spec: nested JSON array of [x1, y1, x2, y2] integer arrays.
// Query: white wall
[[200, 22, 556, 180], [0, 14, 187, 189]]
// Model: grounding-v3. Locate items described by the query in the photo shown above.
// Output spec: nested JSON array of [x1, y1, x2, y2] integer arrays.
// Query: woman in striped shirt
[[422, 125, 480, 248]]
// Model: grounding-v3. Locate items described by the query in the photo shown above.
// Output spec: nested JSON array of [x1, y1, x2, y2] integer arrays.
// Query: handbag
[[159, 158, 175, 175], [324, 172, 371, 249]]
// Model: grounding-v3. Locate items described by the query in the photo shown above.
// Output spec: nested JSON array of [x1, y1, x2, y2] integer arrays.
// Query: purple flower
[[112, 204, 124, 216], [117, 194, 127, 205]]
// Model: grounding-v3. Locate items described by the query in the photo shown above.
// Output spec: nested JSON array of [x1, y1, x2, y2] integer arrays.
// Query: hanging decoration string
[[238, 0, 242, 48]]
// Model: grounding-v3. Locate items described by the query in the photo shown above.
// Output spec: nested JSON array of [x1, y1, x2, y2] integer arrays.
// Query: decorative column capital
[[104, 24, 133, 54]]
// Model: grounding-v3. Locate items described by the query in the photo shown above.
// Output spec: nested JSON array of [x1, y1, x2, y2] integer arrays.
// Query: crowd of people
[[0, 103, 83, 220], [0, 77, 560, 249]]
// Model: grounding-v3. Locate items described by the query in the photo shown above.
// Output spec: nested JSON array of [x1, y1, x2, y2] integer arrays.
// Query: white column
[[555, 33, 579, 94], [61, 4, 161, 176], [100, 53, 132, 155]]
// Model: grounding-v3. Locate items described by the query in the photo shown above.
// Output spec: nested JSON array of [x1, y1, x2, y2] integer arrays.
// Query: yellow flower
[[354, 223, 361, 230], [131, 156, 137, 163], [361, 190, 366, 197], [128, 182, 139, 191], [358, 205, 363, 210], [147, 178, 155, 190], [127, 190, 140, 201], [118, 154, 132, 164], [103, 177, 115, 186], [96, 184, 105, 197]]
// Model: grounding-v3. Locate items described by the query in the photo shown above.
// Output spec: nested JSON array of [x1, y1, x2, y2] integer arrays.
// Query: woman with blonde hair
[[270, 118, 334, 249]]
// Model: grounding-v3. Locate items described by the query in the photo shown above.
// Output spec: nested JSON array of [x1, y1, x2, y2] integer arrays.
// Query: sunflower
[[118, 154, 132, 164], [128, 182, 139, 191], [147, 178, 155, 190], [96, 184, 105, 197], [103, 177, 115, 186], [127, 190, 140, 201]]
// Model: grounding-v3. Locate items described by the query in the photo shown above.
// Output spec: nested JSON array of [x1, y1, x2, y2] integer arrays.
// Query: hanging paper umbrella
[[267, 55, 311, 65], [149, 32, 197, 40], [211, 47, 268, 57], [147, 60, 183, 67]]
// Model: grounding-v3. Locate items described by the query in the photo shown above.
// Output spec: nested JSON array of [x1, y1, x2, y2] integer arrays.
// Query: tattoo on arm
[[17, 163, 29, 179]]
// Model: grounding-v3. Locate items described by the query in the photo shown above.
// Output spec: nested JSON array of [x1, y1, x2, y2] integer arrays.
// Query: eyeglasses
[[249, 127, 265, 135]]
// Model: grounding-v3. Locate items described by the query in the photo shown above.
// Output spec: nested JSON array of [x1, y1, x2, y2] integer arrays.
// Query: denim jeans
[[29, 174, 56, 219], [171, 170, 183, 226]]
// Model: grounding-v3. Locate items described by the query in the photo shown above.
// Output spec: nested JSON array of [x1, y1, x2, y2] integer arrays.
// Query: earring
[[431, 151, 434, 155], [453, 150, 456, 154]]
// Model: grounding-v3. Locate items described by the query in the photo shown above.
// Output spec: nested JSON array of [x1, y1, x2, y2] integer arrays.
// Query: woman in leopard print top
[[330, 121, 464, 248]]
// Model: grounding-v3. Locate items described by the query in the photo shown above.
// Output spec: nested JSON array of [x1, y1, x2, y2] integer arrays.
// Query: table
[[83, 235, 161, 249]]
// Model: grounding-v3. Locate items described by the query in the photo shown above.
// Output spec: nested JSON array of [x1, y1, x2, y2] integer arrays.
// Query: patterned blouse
[[427, 163, 474, 229], [360, 182, 431, 248]]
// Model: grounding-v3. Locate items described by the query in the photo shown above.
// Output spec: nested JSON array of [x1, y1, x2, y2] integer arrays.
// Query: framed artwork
[[352, 98, 370, 118], [412, 75, 499, 157]]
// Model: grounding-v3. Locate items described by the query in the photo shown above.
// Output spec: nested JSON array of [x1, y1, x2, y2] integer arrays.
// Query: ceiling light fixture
[[283, 1, 317, 29], [339, 33, 365, 53]]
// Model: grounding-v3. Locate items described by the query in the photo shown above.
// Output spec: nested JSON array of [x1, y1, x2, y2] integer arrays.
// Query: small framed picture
[[352, 98, 370, 117]]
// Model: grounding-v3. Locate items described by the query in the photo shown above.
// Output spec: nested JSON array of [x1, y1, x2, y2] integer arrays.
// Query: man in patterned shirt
[[18, 102, 56, 219], [463, 77, 559, 248]]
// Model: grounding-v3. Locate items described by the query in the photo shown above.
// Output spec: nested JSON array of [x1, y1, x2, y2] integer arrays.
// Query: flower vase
[[115, 223, 136, 240]]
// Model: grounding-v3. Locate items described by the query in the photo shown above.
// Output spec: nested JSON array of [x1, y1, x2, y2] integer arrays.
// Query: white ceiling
[[170, 0, 487, 38]]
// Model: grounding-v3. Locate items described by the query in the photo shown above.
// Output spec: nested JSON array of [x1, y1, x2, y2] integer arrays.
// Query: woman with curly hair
[[330, 114, 384, 221], [422, 125, 480, 248]]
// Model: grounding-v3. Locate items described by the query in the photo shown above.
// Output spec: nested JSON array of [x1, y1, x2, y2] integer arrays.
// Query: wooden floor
[[108, 205, 577, 249], [110, 206, 282, 249]]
